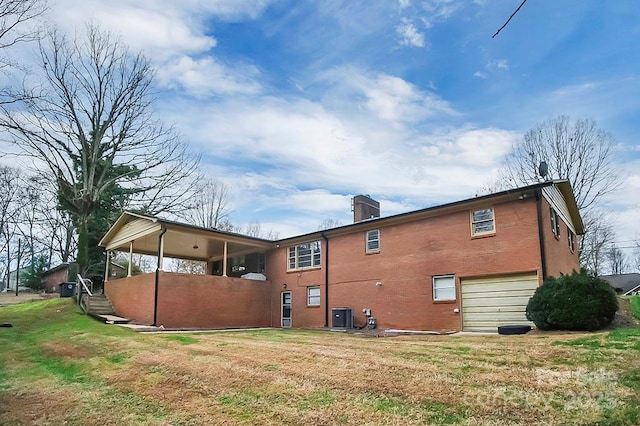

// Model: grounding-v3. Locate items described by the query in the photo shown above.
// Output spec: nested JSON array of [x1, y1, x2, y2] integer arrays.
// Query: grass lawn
[[0, 298, 639, 425]]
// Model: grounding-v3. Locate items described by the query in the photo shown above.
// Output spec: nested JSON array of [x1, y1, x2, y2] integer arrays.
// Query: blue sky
[[5, 1, 640, 252]]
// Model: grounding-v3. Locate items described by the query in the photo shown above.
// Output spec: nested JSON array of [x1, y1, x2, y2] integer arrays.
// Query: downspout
[[321, 232, 329, 328], [153, 225, 167, 326], [535, 190, 548, 281]]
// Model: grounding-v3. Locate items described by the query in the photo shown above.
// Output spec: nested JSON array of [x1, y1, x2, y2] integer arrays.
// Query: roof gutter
[[535, 189, 548, 281], [153, 225, 167, 326], [321, 232, 329, 328]]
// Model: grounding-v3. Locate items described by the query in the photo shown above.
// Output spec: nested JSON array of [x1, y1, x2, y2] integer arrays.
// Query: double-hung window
[[288, 241, 321, 270], [433, 275, 456, 301], [366, 229, 380, 253], [567, 227, 576, 253], [550, 208, 560, 239], [471, 208, 495, 236], [307, 286, 320, 306]]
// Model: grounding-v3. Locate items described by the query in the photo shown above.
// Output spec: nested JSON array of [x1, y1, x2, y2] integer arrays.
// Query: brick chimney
[[352, 195, 380, 223]]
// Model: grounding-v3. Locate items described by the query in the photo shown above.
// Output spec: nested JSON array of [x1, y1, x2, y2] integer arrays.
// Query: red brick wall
[[43, 268, 69, 293], [267, 247, 327, 328], [105, 273, 156, 325], [540, 198, 581, 279], [267, 197, 544, 332], [156, 272, 272, 329]]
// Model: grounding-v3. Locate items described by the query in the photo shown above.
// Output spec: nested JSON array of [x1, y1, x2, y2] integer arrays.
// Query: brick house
[[41, 263, 72, 293], [98, 180, 583, 332]]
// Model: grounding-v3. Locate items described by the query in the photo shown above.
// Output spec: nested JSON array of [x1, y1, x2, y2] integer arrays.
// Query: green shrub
[[630, 296, 640, 321], [526, 270, 618, 331]]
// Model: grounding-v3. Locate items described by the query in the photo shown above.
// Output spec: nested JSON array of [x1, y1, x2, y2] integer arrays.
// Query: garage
[[461, 273, 538, 331]]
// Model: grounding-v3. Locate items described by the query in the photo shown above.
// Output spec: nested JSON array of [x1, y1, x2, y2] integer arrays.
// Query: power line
[[492, 0, 529, 38]]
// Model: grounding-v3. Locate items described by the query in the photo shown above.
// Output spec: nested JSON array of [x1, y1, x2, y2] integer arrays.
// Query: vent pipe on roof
[[352, 195, 380, 223]]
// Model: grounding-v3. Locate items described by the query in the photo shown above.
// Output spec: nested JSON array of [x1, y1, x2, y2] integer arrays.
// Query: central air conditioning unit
[[331, 307, 353, 330]]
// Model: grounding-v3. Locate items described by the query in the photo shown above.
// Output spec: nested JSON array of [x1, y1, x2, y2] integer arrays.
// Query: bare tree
[[0, 165, 20, 289], [171, 259, 206, 275], [318, 218, 343, 231], [0, 24, 199, 274], [0, 0, 45, 68], [499, 116, 620, 213], [240, 221, 279, 240], [580, 212, 615, 275], [607, 245, 627, 275], [633, 242, 640, 273], [184, 178, 232, 229]]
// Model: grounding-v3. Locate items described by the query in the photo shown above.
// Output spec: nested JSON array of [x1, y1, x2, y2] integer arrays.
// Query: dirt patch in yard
[[0, 292, 59, 307]]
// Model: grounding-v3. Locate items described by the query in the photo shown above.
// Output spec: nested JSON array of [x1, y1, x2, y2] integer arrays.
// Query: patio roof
[[99, 212, 274, 262]]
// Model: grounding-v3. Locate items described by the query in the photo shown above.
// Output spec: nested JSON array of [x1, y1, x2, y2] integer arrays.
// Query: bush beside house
[[526, 270, 619, 331]]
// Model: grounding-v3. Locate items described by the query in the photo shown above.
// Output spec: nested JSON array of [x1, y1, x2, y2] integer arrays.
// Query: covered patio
[[98, 212, 276, 328]]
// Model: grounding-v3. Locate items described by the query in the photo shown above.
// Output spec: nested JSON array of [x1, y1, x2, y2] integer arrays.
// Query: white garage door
[[461, 273, 538, 331]]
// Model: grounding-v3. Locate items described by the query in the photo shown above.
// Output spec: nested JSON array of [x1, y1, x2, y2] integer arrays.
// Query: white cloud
[[420, 0, 464, 26], [474, 71, 488, 79], [50, 1, 218, 61], [396, 20, 426, 48], [47, 0, 273, 95], [318, 68, 456, 126], [495, 59, 509, 70], [398, 0, 411, 9], [157, 56, 262, 96]]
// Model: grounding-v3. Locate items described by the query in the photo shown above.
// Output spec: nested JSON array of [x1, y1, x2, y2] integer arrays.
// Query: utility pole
[[15, 239, 21, 296]]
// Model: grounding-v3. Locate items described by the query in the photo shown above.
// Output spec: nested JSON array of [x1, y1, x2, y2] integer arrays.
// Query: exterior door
[[281, 291, 292, 328]]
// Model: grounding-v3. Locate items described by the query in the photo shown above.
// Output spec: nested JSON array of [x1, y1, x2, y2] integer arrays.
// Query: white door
[[461, 273, 538, 331]]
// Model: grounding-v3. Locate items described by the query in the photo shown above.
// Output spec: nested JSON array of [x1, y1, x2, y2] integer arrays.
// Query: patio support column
[[158, 232, 166, 270], [127, 242, 133, 277], [104, 250, 110, 283], [222, 241, 228, 277]]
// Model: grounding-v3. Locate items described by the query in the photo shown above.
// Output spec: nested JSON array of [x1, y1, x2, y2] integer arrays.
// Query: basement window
[[433, 275, 456, 301], [471, 208, 495, 236], [288, 241, 321, 271]]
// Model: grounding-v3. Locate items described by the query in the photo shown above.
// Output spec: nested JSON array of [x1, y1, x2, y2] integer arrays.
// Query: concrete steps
[[82, 294, 129, 324]]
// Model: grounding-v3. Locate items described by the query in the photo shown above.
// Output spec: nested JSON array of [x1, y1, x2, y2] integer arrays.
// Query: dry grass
[[1, 299, 639, 425]]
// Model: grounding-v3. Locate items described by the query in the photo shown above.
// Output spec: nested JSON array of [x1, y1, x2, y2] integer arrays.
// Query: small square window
[[307, 286, 320, 306], [366, 229, 380, 253], [471, 208, 495, 236], [433, 275, 456, 301]]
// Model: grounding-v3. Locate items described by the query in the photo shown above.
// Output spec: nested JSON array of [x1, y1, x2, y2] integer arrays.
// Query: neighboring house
[[3, 267, 29, 292], [601, 273, 640, 295], [42, 263, 71, 293], [98, 180, 583, 332]]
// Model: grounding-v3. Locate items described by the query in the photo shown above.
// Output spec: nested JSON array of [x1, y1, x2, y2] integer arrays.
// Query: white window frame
[[433, 275, 456, 301], [366, 229, 380, 253], [550, 207, 560, 239], [287, 241, 321, 271], [567, 227, 575, 253], [307, 286, 320, 306], [471, 208, 495, 236]]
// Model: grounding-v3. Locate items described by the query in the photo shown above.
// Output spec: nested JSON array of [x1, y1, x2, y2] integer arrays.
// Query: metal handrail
[[77, 274, 93, 297], [76, 274, 93, 314]]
